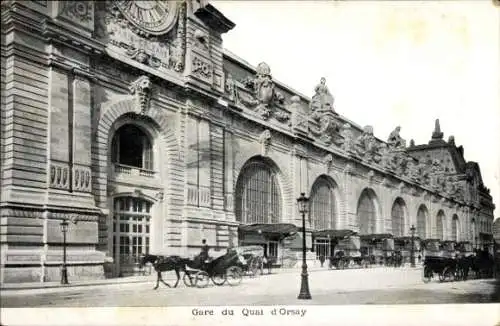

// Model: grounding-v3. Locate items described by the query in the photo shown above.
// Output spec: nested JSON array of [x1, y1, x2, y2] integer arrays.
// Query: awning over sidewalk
[[238, 223, 298, 238], [312, 229, 357, 239], [360, 233, 393, 242]]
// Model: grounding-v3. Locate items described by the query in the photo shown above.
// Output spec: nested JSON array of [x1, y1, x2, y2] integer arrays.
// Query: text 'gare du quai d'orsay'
[[0, 0, 495, 283]]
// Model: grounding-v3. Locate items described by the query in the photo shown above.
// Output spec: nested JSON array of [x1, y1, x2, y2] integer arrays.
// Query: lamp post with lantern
[[410, 224, 416, 268], [297, 192, 311, 300], [60, 219, 69, 285]]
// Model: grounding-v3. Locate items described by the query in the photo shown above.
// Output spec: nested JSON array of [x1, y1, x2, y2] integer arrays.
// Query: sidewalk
[[1, 265, 421, 292], [0, 275, 153, 292]]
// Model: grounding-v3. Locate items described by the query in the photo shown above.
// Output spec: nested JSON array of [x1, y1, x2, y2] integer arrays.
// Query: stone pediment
[[95, 1, 187, 79]]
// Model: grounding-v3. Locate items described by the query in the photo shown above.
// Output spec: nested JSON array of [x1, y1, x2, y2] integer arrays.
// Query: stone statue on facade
[[355, 125, 379, 162], [387, 126, 406, 150], [378, 143, 395, 171], [240, 62, 286, 121], [310, 77, 335, 113], [308, 78, 339, 145], [224, 72, 237, 101], [338, 123, 356, 153]]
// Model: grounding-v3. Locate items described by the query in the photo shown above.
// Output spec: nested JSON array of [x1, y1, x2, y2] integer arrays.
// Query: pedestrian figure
[[319, 254, 325, 267]]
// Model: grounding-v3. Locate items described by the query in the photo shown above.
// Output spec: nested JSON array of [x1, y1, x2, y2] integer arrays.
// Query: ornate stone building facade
[[0, 1, 495, 282]]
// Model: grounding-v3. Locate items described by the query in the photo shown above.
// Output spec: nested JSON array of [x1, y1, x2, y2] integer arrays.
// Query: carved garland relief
[[97, 0, 186, 73]]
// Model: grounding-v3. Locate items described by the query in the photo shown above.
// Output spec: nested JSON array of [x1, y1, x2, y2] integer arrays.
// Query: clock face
[[114, 0, 178, 35]]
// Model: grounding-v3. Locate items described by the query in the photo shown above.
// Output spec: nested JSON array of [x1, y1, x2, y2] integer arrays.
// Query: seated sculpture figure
[[387, 126, 406, 150], [310, 77, 335, 113]]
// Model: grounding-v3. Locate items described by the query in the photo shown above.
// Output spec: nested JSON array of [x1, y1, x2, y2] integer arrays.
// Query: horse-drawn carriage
[[422, 255, 459, 283], [360, 234, 394, 266], [183, 249, 244, 288], [322, 230, 368, 269], [231, 245, 268, 276]]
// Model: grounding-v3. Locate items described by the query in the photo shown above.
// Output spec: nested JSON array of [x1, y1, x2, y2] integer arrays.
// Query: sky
[[212, 0, 500, 219]]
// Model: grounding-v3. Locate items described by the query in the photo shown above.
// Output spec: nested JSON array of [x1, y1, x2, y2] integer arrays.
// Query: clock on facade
[[114, 0, 178, 35]]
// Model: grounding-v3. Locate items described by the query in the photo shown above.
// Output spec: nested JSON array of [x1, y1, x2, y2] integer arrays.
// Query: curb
[[1, 278, 151, 292]]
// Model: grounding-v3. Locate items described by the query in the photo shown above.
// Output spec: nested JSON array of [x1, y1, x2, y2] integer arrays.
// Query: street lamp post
[[410, 224, 416, 268], [60, 219, 69, 285], [297, 192, 311, 300]]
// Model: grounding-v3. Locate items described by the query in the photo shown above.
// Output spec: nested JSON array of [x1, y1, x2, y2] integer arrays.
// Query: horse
[[139, 254, 191, 290]]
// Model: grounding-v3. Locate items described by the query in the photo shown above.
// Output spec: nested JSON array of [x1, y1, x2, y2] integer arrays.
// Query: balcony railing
[[112, 164, 156, 178]]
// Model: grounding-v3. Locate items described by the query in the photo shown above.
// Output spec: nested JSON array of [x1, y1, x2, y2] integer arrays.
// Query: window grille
[[235, 162, 281, 224], [391, 199, 405, 237], [452, 216, 459, 242], [357, 192, 376, 234], [436, 211, 445, 240], [417, 206, 427, 239], [310, 179, 336, 230]]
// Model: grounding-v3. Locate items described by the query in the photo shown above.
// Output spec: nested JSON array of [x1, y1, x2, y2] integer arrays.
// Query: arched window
[[111, 124, 153, 170], [113, 197, 152, 266], [452, 215, 459, 242], [417, 205, 428, 239], [310, 177, 337, 230], [436, 210, 445, 240], [357, 189, 377, 234], [391, 198, 406, 237], [235, 161, 281, 224]]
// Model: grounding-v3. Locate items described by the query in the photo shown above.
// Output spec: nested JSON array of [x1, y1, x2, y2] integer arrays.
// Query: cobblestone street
[[1, 267, 498, 307]]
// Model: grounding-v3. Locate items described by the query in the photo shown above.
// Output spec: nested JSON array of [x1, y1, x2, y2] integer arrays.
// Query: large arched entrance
[[357, 189, 379, 235], [309, 176, 339, 260], [452, 214, 459, 242], [391, 198, 407, 237], [416, 205, 428, 239], [235, 157, 283, 260], [107, 119, 162, 277], [436, 210, 445, 240]]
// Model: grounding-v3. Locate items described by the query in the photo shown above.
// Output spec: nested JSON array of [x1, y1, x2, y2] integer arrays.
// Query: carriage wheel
[[438, 267, 451, 282], [442, 267, 455, 282], [194, 271, 210, 288], [211, 273, 226, 286], [422, 266, 432, 283], [183, 272, 195, 287], [226, 266, 243, 286]]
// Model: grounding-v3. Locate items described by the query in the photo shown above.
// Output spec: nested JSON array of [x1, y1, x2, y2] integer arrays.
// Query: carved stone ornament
[[367, 170, 375, 183], [338, 123, 356, 153], [97, 1, 186, 73], [310, 77, 335, 113], [343, 163, 354, 174], [387, 126, 406, 150], [192, 55, 213, 80], [156, 191, 164, 201], [355, 125, 379, 162], [324, 154, 333, 173], [193, 29, 209, 50], [308, 78, 340, 145], [129, 75, 152, 115], [239, 62, 288, 121], [224, 72, 237, 100], [113, 1, 179, 37], [290, 96, 308, 133], [259, 129, 272, 156], [60, 1, 93, 23], [378, 143, 395, 171]]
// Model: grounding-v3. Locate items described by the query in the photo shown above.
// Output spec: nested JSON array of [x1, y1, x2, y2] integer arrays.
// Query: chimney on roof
[[429, 119, 445, 145]]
